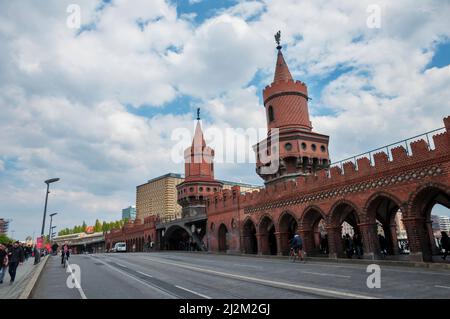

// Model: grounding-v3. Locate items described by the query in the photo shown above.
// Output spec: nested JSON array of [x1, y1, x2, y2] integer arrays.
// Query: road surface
[[32, 252, 450, 299]]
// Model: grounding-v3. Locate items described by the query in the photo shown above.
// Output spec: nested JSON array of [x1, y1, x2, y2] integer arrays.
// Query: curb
[[18, 255, 50, 299]]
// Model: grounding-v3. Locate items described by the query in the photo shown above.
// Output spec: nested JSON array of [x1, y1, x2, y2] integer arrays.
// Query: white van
[[112, 242, 126, 253]]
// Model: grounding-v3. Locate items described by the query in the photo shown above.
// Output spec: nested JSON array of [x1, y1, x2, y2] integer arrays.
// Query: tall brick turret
[[255, 32, 330, 185], [177, 109, 223, 218]]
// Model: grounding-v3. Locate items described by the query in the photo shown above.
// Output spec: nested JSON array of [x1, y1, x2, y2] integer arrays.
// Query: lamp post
[[48, 213, 57, 243], [41, 178, 60, 238]]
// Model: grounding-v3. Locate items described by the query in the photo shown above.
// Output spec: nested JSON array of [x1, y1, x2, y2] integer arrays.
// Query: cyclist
[[61, 242, 70, 266], [289, 234, 304, 262]]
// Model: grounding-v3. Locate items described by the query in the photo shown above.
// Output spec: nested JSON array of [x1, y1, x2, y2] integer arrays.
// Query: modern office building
[[122, 206, 136, 220]]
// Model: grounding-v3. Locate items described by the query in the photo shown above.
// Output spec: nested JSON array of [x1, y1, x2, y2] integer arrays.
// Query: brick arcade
[[106, 38, 450, 263]]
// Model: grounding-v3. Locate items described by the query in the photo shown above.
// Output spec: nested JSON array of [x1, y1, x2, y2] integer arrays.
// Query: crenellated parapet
[[262, 79, 308, 103], [207, 116, 450, 215]]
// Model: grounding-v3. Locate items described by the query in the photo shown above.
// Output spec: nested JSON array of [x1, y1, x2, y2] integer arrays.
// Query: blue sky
[[0, 0, 449, 240]]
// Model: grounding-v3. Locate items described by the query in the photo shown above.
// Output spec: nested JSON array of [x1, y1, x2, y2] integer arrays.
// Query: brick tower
[[177, 109, 223, 218], [255, 32, 330, 185]]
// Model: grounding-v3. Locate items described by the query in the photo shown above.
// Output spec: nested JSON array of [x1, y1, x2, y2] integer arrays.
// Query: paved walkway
[[0, 258, 41, 299]]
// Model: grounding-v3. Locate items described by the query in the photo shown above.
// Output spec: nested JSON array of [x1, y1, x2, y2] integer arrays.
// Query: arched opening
[[330, 202, 361, 258], [366, 194, 408, 258], [411, 185, 450, 262], [164, 226, 191, 251], [259, 216, 277, 255], [278, 212, 298, 255], [243, 219, 258, 254], [218, 224, 228, 252], [301, 208, 328, 256]]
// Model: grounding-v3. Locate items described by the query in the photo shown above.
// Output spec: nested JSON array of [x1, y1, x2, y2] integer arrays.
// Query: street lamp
[[40, 178, 60, 237], [48, 213, 57, 242]]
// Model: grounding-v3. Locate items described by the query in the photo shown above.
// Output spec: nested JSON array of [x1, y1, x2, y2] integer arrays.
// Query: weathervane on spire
[[197, 108, 200, 121], [275, 30, 282, 50]]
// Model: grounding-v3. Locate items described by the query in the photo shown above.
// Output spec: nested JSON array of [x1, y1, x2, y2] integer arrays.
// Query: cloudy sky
[[1, 0, 449, 240]]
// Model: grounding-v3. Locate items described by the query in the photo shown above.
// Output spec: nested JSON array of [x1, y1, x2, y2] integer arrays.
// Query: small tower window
[[311, 144, 317, 151], [268, 105, 275, 122], [321, 145, 326, 152], [301, 142, 307, 150], [284, 143, 292, 151]]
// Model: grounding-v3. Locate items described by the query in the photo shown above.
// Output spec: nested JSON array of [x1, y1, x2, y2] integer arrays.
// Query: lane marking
[[232, 263, 263, 269], [301, 271, 350, 279], [116, 262, 128, 268], [136, 270, 153, 278], [435, 285, 450, 289], [141, 256, 377, 299], [89, 256, 177, 299], [66, 261, 87, 299], [175, 285, 212, 299]]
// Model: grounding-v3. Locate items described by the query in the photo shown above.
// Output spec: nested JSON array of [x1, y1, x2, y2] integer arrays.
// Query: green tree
[[0, 234, 13, 244], [94, 219, 102, 232]]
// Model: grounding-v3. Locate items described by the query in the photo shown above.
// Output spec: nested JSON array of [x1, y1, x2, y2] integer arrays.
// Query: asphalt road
[[32, 252, 450, 299]]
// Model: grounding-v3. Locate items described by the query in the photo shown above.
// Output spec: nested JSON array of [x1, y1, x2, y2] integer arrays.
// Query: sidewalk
[[0, 257, 43, 299]]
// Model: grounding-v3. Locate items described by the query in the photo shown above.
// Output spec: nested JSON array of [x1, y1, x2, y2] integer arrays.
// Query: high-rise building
[[122, 206, 136, 220], [0, 219, 9, 236], [439, 215, 450, 233]]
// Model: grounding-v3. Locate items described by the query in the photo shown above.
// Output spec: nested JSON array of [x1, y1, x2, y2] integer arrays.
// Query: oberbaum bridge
[[106, 34, 450, 263]]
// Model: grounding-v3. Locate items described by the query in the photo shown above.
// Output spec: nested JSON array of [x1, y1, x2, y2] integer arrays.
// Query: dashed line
[[301, 271, 351, 278], [435, 285, 450, 289], [136, 270, 153, 278], [175, 285, 212, 299], [141, 256, 377, 299]]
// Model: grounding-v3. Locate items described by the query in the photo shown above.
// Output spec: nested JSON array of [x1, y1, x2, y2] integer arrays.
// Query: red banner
[[36, 236, 43, 249]]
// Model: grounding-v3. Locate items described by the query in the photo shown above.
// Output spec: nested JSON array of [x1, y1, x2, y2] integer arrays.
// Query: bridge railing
[[328, 126, 446, 175]]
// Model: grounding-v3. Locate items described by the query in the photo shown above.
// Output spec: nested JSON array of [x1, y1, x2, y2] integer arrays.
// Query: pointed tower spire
[[193, 108, 206, 148], [273, 31, 293, 83]]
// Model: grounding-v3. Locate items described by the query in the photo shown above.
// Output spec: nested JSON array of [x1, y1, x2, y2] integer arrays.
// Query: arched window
[[268, 105, 275, 122]]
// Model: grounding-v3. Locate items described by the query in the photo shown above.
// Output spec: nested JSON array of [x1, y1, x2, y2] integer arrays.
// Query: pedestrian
[[441, 232, 450, 260], [0, 244, 8, 284], [378, 234, 387, 256], [7, 241, 25, 285], [353, 233, 363, 259], [344, 234, 353, 258], [322, 234, 328, 254]]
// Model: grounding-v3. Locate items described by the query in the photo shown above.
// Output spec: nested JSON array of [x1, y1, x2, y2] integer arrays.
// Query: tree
[[82, 221, 87, 232], [0, 234, 12, 245], [94, 219, 102, 232]]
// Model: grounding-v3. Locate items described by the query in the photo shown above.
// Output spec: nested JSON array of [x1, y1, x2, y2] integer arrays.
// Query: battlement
[[262, 79, 308, 103], [206, 116, 450, 215]]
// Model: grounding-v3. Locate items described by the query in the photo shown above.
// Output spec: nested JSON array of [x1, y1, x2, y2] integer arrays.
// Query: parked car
[[112, 242, 126, 253]]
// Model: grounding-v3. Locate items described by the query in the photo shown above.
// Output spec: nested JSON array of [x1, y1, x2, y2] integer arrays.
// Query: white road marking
[[136, 270, 153, 278], [116, 262, 128, 268], [89, 256, 176, 299], [141, 256, 377, 299], [435, 285, 450, 289], [301, 271, 350, 279], [232, 263, 263, 269], [66, 261, 87, 299], [175, 285, 212, 299]]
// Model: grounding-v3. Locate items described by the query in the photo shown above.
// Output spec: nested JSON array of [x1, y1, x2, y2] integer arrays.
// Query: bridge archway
[[409, 184, 450, 262], [278, 212, 298, 255], [218, 224, 228, 252], [366, 193, 407, 257], [258, 215, 277, 255], [301, 206, 328, 256], [329, 201, 361, 258], [164, 225, 191, 251], [242, 219, 258, 254]]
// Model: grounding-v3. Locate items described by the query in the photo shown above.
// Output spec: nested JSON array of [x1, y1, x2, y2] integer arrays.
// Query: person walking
[[0, 244, 8, 284], [7, 241, 25, 285], [378, 234, 388, 256], [353, 233, 363, 259], [344, 234, 353, 258], [61, 242, 70, 265], [441, 232, 450, 260]]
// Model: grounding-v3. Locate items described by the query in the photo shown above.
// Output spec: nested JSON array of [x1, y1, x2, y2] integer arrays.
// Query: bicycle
[[289, 247, 298, 262]]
